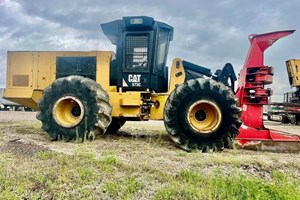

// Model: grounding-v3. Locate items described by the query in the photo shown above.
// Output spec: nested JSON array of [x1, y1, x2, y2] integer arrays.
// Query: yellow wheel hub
[[52, 96, 85, 128], [187, 100, 222, 134]]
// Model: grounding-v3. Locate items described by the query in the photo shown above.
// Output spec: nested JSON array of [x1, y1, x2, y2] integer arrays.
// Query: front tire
[[37, 76, 112, 141], [164, 78, 242, 152]]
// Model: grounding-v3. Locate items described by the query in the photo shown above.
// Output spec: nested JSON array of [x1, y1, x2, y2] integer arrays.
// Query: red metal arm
[[235, 30, 300, 148], [236, 30, 295, 107]]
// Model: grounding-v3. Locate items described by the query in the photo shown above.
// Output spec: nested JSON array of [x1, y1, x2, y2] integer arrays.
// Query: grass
[[1, 149, 299, 199], [0, 150, 124, 199], [155, 169, 300, 200], [0, 120, 300, 199], [105, 176, 144, 199]]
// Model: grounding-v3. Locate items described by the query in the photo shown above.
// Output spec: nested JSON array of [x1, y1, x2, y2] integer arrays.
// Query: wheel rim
[[187, 100, 222, 134], [52, 96, 85, 128]]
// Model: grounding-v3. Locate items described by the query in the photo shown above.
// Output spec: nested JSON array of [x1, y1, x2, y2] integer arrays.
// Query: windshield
[[155, 30, 170, 69]]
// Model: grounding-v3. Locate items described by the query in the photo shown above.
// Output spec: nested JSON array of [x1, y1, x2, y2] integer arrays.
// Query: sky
[[0, 0, 299, 102]]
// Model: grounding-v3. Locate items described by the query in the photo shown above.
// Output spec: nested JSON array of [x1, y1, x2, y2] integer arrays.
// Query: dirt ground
[[0, 111, 299, 173]]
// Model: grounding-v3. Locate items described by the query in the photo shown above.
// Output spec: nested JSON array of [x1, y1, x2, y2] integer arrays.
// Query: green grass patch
[[36, 151, 58, 160], [0, 150, 125, 199], [176, 151, 187, 157], [155, 169, 300, 200], [98, 155, 122, 171], [105, 176, 144, 199], [1, 150, 299, 200]]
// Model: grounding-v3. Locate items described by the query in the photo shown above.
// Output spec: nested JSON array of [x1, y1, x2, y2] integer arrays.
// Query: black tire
[[281, 114, 290, 124], [107, 118, 126, 134], [37, 76, 112, 141], [164, 78, 242, 152], [296, 114, 300, 125]]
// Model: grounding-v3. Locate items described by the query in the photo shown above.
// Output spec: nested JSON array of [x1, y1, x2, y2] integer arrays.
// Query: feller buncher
[[3, 16, 300, 152]]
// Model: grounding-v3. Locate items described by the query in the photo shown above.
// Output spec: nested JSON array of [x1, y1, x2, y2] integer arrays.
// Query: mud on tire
[[164, 78, 242, 152], [37, 76, 112, 141]]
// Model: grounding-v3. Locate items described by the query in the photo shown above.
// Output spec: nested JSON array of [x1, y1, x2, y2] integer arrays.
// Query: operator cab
[[101, 16, 173, 92]]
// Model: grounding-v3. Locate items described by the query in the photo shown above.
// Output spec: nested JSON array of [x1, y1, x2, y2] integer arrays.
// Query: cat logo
[[128, 74, 141, 87], [128, 74, 141, 83]]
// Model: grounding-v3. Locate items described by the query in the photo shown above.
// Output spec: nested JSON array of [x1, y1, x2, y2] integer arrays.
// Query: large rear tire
[[164, 78, 242, 152], [37, 76, 112, 141]]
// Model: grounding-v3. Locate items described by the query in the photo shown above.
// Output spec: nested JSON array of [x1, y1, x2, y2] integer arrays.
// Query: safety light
[[130, 18, 143, 25]]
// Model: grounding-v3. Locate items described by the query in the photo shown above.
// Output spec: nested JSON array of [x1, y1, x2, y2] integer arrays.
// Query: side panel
[[4, 52, 52, 109], [7, 52, 34, 89], [36, 52, 56, 89], [167, 58, 186, 93], [108, 91, 143, 119], [96, 51, 112, 90]]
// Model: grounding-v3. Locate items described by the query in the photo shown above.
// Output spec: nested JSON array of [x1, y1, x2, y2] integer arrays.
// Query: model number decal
[[128, 74, 141, 87]]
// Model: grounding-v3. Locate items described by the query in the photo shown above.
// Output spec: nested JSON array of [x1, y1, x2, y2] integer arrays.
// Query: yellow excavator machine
[[4, 16, 242, 152]]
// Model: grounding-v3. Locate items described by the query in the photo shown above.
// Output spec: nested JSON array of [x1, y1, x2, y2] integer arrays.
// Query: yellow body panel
[[35, 52, 56, 89], [108, 92, 142, 118], [286, 59, 300, 87], [167, 58, 186, 93], [95, 51, 113, 90], [120, 98, 141, 106], [150, 94, 168, 120], [3, 89, 42, 110]]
